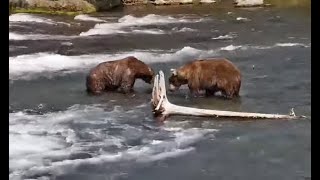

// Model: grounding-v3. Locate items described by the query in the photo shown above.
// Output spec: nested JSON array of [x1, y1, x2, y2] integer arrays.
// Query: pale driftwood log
[[151, 71, 305, 121]]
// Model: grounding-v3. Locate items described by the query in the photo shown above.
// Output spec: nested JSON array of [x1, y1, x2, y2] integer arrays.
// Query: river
[[9, 4, 310, 180]]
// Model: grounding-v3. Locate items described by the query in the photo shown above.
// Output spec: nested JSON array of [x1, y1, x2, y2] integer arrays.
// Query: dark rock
[[69, 152, 93, 160], [56, 42, 74, 55], [85, 0, 122, 11]]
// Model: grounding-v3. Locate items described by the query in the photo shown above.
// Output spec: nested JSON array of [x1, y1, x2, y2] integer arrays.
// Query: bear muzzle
[[169, 84, 179, 92]]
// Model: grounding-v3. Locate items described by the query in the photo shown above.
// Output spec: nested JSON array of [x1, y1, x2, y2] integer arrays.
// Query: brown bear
[[168, 58, 241, 99], [86, 56, 155, 94]]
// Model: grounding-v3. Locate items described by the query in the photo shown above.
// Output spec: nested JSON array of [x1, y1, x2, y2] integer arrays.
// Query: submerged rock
[[69, 152, 93, 160], [85, 0, 122, 11], [56, 42, 74, 55]]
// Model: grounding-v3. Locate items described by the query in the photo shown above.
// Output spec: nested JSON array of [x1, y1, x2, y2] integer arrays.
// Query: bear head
[[141, 67, 155, 84], [168, 68, 188, 92]]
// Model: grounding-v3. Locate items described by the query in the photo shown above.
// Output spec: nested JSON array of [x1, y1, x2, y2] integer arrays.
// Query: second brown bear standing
[[168, 58, 241, 98]]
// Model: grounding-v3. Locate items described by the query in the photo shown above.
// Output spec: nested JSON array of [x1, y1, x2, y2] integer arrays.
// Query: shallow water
[[9, 4, 310, 180]]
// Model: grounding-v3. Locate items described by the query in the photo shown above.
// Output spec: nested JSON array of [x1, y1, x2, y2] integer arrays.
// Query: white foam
[[9, 42, 309, 80], [132, 29, 165, 34], [212, 33, 237, 40], [236, 17, 251, 22], [212, 35, 233, 40], [9, 13, 69, 26], [163, 127, 184, 132], [200, 0, 216, 3], [74, 14, 106, 22], [9, 134, 66, 170], [119, 14, 190, 25], [151, 140, 163, 145], [10, 111, 72, 171], [80, 14, 200, 36], [9, 53, 106, 80], [9, 46, 215, 80], [10, 133, 64, 157], [173, 27, 197, 32], [9, 32, 75, 41], [235, 0, 263, 6], [9, 105, 127, 173], [220, 45, 244, 51], [22, 147, 194, 178], [9, 13, 55, 24], [252, 42, 310, 49], [9, 32, 31, 40], [10, 104, 219, 179], [220, 42, 309, 52], [275, 43, 309, 47]]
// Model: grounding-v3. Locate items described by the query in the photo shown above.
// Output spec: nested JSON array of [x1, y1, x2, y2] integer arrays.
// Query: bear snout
[[169, 84, 178, 91]]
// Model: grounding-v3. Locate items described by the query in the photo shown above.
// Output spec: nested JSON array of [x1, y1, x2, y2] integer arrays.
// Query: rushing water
[[9, 4, 310, 180]]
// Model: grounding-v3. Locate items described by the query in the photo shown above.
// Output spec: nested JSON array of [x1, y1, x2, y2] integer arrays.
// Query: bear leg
[[119, 83, 134, 93], [224, 85, 241, 99], [190, 89, 206, 98], [222, 90, 236, 99], [119, 76, 135, 94], [205, 89, 217, 96]]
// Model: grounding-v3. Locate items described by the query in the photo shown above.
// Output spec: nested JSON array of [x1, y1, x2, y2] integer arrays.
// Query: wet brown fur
[[86, 56, 155, 94], [169, 58, 241, 99]]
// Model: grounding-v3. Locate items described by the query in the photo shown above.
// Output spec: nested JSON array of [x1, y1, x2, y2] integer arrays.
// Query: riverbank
[[9, 0, 123, 15], [8, 0, 262, 16], [9, 0, 310, 16], [9, 0, 96, 15]]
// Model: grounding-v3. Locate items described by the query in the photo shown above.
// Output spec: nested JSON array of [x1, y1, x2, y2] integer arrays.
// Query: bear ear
[[170, 69, 177, 76]]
